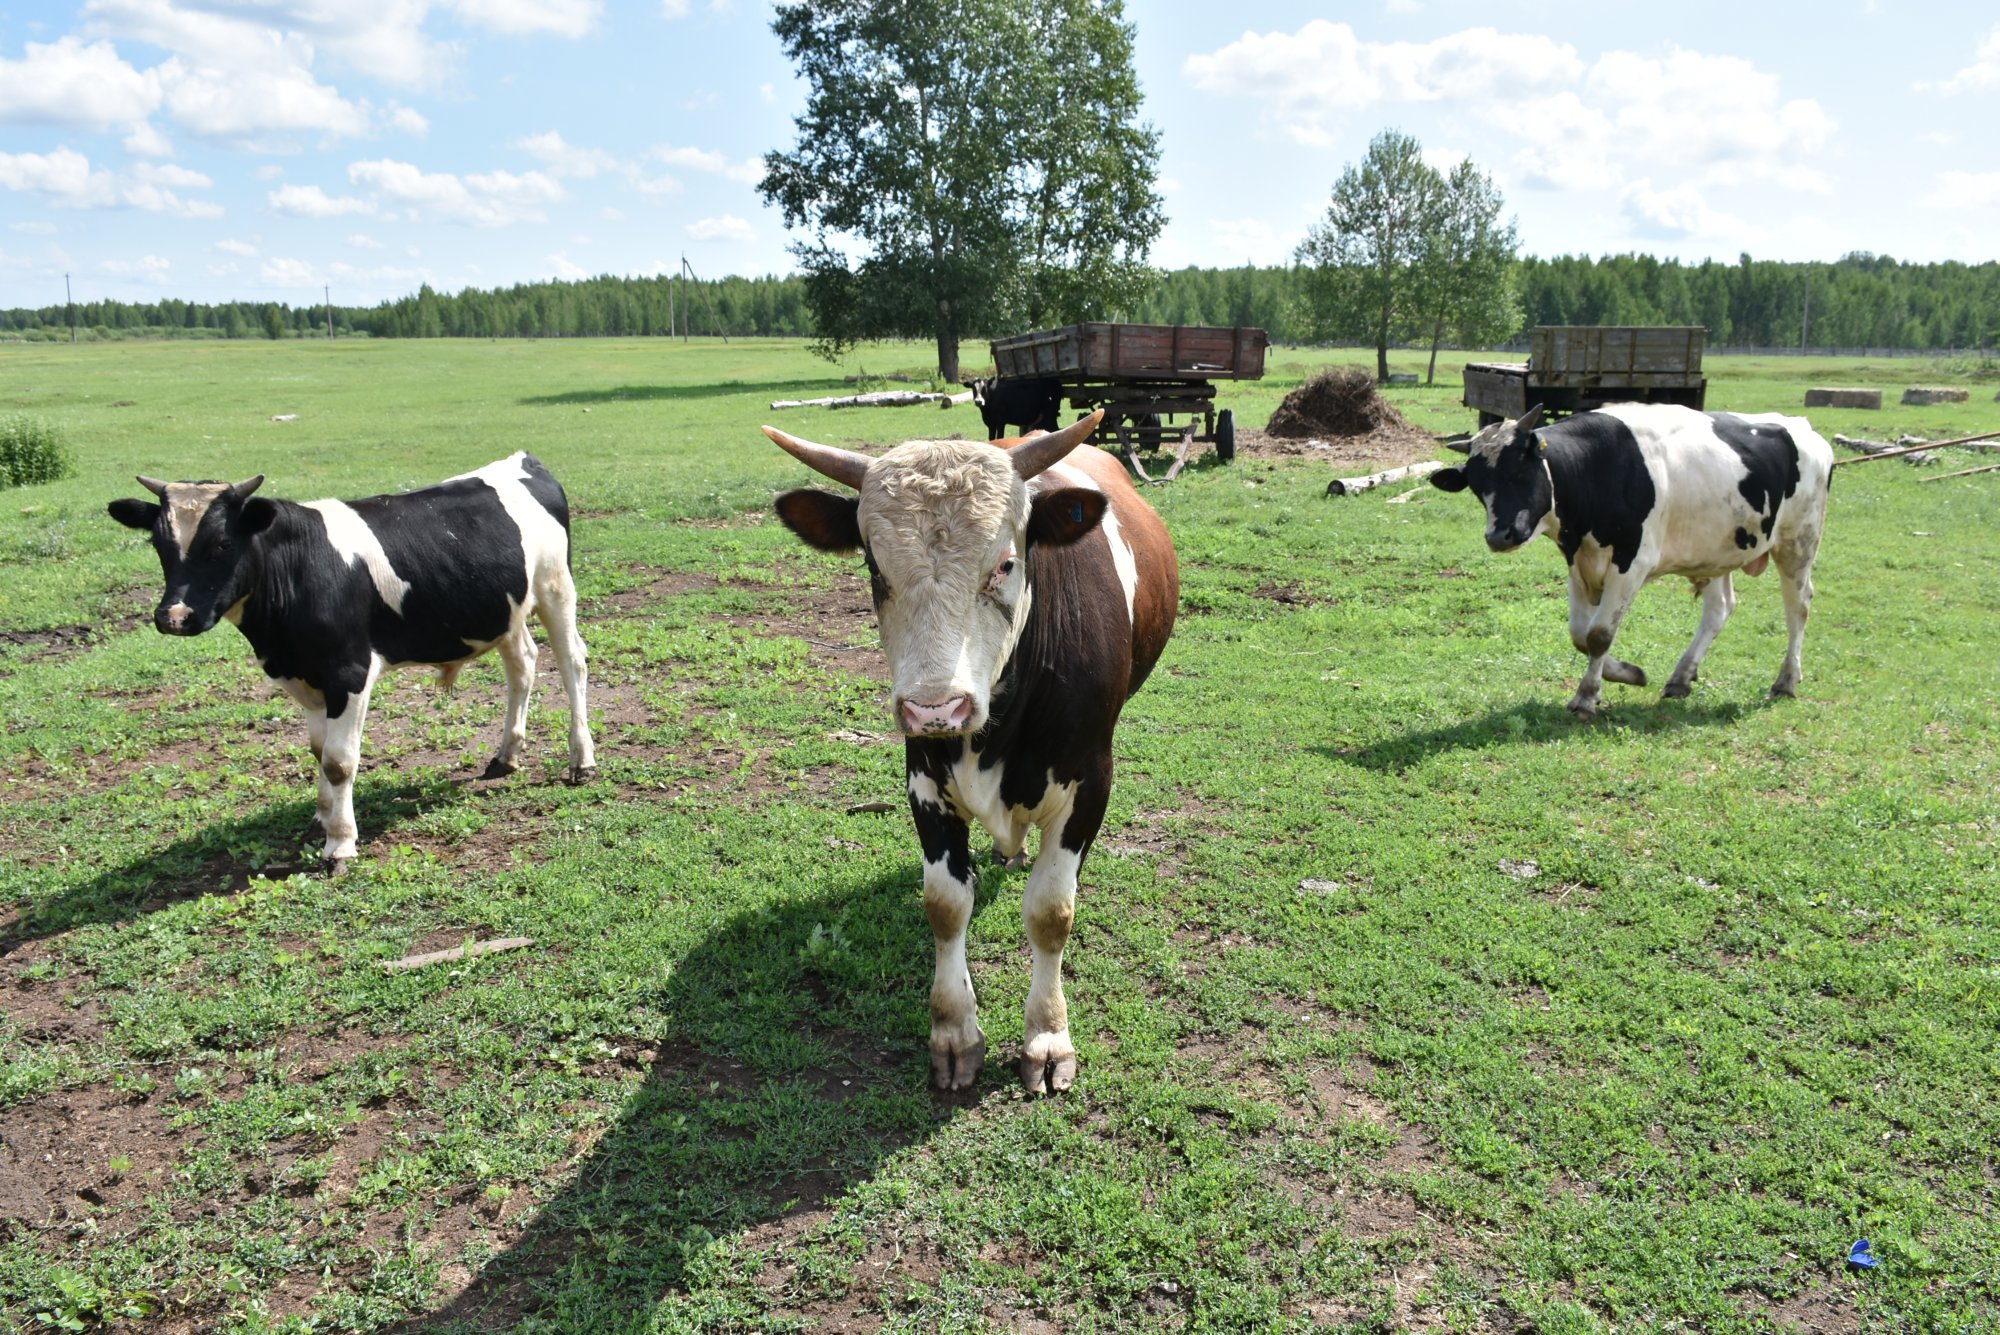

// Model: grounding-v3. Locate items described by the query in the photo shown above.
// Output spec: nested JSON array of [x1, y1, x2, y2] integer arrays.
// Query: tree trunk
[[935, 301, 959, 384], [1375, 303, 1391, 383], [1426, 311, 1443, 386]]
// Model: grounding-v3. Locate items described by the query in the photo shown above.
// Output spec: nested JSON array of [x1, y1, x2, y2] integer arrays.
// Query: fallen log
[[1325, 460, 1448, 497], [1834, 434, 1931, 465], [1831, 428, 2000, 468], [380, 936, 534, 972], [1918, 460, 2000, 483], [770, 390, 974, 410]]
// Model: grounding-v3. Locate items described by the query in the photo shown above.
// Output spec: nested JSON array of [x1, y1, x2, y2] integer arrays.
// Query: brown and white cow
[[764, 412, 1177, 1093]]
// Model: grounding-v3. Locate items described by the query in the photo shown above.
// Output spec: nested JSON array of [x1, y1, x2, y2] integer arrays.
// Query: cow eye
[[986, 556, 1016, 595]]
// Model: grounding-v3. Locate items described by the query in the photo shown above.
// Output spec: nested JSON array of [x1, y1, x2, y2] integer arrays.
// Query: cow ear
[[242, 497, 279, 536], [1027, 488, 1106, 548], [1430, 467, 1468, 493], [108, 498, 161, 530], [774, 489, 862, 552]]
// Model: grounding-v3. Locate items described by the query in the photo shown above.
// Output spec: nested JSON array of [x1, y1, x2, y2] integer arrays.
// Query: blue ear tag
[[1070, 501, 1085, 524]]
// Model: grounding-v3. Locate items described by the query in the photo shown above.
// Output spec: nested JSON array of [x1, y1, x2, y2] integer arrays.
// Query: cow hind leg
[[1771, 555, 1816, 698], [489, 619, 537, 776], [1665, 575, 1736, 698], [1568, 571, 1645, 718], [535, 569, 597, 782]]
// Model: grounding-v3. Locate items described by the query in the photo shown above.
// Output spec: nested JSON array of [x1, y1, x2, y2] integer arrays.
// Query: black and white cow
[[964, 375, 1064, 440], [108, 453, 596, 865], [1430, 403, 1833, 717], [762, 411, 1178, 1094]]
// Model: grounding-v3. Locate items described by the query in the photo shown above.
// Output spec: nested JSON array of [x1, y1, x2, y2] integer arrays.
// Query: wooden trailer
[[988, 323, 1269, 481], [1462, 325, 1707, 426]]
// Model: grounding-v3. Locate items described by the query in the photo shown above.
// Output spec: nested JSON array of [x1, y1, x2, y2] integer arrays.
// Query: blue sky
[[3, 1, 1997, 310]]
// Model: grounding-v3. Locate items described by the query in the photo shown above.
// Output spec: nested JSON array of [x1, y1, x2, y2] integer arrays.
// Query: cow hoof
[[1566, 698, 1599, 720], [326, 855, 353, 879], [1019, 1049, 1077, 1095], [1661, 681, 1692, 699], [1603, 660, 1647, 687], [931, 1033, 987, 1091], [482, 756, 520, 780], [1769, 681, 1798, 699], [569, 764, 598, 785]]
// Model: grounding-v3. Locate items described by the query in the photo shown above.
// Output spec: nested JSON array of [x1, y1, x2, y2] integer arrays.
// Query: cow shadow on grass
[[405, 863, 1002, 1334], [0, 773, 484, 955], [519, 380, 848, 408], [1320, 694, 1762, 774]]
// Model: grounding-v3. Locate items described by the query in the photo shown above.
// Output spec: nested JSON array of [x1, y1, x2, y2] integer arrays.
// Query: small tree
[[1294, 129, 1443, 383], [760, 0, 1162, 382], [1414, 158, 1520, 384], [259, 303, 286, 340]]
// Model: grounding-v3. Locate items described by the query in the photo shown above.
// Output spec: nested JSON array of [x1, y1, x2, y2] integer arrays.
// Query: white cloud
[[0, 36, 161, 130], [269, 183, 378, 217], [601, 206, 625, 222], [99, 253, 172, 280], [390, 105, 430, 136], [254, 164, 285, 181], [86, 0, 451, 92], [1618, 179, 1743, 240], [1208, 216, 1300, 266], [349, 158, 565, 226], [1918, 25, 2000, 94], [452, 0, 602, 39], [759, 82, 775, 103], [155, 57, 372, 144], [650, 143, 762, 184], [10, 221, 60, 234], [686, 213, 753, 242], [123, 121, 175, 157], [0, 145, 220, 217], [348, 232, 385, 248], [1183, 22, 1582, 146], [634, 173, 684, 196], [134, 161, 210, 189], [262, 256, 322, 286], [515, 130, 622, 178], [661, 0, 690, 16], [1924, 171, 2000, 210], [215, 238, 259, 257], [545, 251, 589, 279]]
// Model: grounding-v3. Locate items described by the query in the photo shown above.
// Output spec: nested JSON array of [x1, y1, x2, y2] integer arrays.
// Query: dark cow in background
[[1431, 403, 1833, 718], [764, 411, 1178, 1094], [964, 375, 1064, 440], [109, 453, 596, 867]]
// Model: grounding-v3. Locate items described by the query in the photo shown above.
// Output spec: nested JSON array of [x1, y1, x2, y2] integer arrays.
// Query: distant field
[[2, 337, 1997, 1333]]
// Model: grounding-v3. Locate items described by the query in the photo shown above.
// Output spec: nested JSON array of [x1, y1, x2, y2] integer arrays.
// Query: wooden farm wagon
[[1462, 325, 1707, 426], [988, 322, 1270, 481]]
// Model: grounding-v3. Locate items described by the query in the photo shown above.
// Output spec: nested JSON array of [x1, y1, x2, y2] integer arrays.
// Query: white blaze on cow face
[[164, 482, 229, 558], [859, 440, 1031, 737]]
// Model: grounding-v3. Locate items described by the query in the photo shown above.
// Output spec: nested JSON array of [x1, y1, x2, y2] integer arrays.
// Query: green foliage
[[760, 0, 1163, 380], [0, 415, 76, 489]]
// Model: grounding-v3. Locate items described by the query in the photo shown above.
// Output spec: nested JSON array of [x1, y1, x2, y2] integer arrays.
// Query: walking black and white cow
[[108, 453, 596, 866], [964, 375, 1064, 440], [1430, 403, 1833, 717], [763, 411, 1178, 1094]]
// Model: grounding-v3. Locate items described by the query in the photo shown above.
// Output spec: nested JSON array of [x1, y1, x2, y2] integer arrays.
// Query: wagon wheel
[[1214, 408, 1236, 464]]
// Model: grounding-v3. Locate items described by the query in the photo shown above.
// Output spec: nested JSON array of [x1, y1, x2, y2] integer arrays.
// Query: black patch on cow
[[1735, 526, 1757, 550], [516, 453, 570, 531], [1540, 413, 1658, 573], [1709, 413, 1801, 540]]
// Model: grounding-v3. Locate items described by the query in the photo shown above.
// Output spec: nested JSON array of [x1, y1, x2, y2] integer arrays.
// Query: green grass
[[1, 337, 1996, 1333]]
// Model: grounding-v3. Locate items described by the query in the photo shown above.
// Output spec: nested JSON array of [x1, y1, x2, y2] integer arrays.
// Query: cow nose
[[156, 602, 192, 634], [897, 694, 973, 734], [1486, 530, 1521, 552]]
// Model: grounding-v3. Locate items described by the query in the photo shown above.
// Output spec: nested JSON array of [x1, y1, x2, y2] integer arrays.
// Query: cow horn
[[136, 475, 170, 497], [232, 475, 265, 499], [760, 425, 872, 491], [1008, 411, 1104, 480], [1515, 405, 1546, 434]]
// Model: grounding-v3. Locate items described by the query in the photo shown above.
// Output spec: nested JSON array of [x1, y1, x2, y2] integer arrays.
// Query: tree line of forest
[[4, 252, 1996, 352]]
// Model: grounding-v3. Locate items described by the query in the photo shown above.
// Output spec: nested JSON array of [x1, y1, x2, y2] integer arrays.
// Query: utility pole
[[325, 285, 334, 339], [65, 273, 76, 344], [1801, 268, 1810, 353], [681, 257, 728, 343]]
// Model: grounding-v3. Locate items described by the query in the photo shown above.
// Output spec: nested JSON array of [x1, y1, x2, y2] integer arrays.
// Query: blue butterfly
[[1847, 1239, 1881, 1269]]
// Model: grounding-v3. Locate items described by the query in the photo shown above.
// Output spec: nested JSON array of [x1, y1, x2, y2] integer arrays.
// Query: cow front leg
[[490, 621, 537, 775], [1771, 557, 1815, 698], [1020, 782, 1103, 1095], [316, 663, 380, 867], [1568, 570, 1644, 718], [275, 679, 331, 834], [1665, 575, 1735, 698], [911, 774, 983, 1090]]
